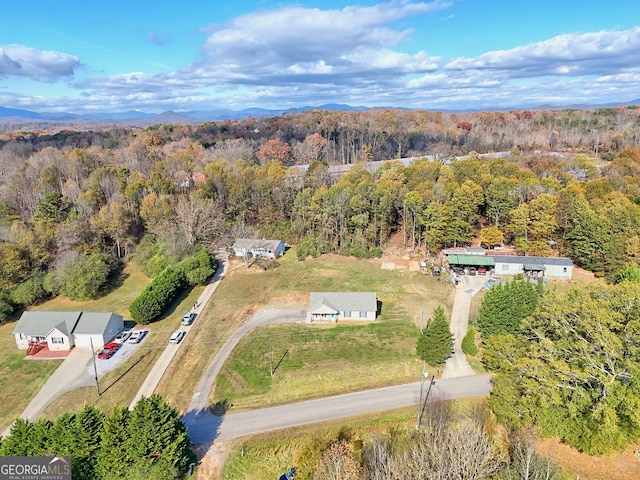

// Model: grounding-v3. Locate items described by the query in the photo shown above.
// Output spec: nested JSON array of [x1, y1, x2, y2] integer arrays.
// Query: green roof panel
[[447, 254, 495, 266]]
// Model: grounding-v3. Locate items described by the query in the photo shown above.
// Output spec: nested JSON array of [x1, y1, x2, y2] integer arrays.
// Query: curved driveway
[[182, 272, 493, 479], [188, 307, 307, 412]]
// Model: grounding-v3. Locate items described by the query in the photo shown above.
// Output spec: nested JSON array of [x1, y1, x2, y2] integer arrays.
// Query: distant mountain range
[[0, 103, 370, 125], [1, 100, 639, 125]]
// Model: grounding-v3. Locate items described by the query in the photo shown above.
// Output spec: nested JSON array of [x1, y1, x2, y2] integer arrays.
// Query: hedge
[[129, 267, 187, 324]]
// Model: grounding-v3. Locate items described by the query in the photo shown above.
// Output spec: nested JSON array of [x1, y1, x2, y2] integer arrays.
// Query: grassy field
[[214, 322, 421, 410], [2, 250, 455, 429], [0, 263, 205, 429], [0, 344, 62, 429], [158, 251, 455, 412]]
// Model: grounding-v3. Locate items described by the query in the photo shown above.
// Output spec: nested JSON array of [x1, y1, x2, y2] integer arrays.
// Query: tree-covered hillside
[[2, 108, 640, 319]]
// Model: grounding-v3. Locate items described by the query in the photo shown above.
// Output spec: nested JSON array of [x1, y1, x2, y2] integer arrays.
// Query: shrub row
[[129, 247, 217, 324], [129, 267, 187, 324]]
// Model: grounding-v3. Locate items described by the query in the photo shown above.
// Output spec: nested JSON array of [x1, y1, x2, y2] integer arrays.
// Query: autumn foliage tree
[[256, 138, 295, 166]]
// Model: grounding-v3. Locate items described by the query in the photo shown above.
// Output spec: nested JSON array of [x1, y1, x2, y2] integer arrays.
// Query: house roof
[[310, 292, 377, 313], [13, 311, 82, 337], [447, 254, 495, 266], [73, 312, 123, 335], [232, 238, 284, 251], [464, 247, 486, 255], [493, 256, 574, 267]]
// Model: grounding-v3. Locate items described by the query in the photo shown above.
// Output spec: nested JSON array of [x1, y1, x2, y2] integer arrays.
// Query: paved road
[[129, 254, 229, 410], [216, 374, 492, 440], [442, 274, 486, 379], [183, 374, 492, 478], [181, 271, 493, 478]]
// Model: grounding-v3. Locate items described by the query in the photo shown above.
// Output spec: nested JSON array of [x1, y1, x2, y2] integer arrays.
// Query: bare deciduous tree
[[508, 428, 561, 480], [313, 439, 364, 480], [173, 194, 225, 247]]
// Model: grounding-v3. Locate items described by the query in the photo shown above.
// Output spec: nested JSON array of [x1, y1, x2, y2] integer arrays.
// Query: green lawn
[[157, 250, 455, 412], [2, 251, 456, 429], [214, 321, 421, 410], [0, 345, 62, 430]]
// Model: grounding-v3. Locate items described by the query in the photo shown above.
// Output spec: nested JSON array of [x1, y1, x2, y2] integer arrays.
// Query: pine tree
[[0, 418, 41, 456], [416, 305, 454, 365], [72, 405, 105, 480], [125, 394, 191, 472], [95, 406, 131, 479], [478, 277, 542, 338]]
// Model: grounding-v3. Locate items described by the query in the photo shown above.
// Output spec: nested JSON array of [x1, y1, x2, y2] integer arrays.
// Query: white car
[[127, 329, 148, 344], [169, 330, 186, 344], [113, 330, 131, 344]]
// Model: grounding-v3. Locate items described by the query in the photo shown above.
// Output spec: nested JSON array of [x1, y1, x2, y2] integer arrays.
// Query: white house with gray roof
[[231, 238, 286, 259], [492, 256, 574, 279], [308, 292, 377, 322], [13, 311, 124, 352]]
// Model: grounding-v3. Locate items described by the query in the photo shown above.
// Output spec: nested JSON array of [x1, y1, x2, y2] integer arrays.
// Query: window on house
[[51, 337, 64, 344], [563, 267, 567, 273], [19, 333, 27, 340], [343, 310, 351, 318], [359, 311, 367, 318], [502, 265, 509, 271]]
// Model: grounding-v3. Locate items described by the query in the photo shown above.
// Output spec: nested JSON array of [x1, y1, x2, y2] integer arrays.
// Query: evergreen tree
[[461, 326, 478, 356], [45, 413, 76, 457], [478, 277, 543, 338], [0, 418, 42, 456], [71, 405, 105, 480], [96, 407, 132, 479], [416, 306, 454, 365], [125, 395, 191, 472]]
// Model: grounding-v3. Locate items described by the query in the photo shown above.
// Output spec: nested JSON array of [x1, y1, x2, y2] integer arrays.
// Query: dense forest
[[2, 107, 640, 320]]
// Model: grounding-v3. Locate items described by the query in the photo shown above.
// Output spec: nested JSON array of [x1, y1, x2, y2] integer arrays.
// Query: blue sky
[[2, 0, 640, 114]]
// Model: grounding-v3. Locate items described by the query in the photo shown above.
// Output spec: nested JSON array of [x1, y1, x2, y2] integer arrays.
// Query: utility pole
[[415, 366, 428, 430], [270, 343, 274, 377], [90, 337, 100, 396], [421, 303, 425, 332]]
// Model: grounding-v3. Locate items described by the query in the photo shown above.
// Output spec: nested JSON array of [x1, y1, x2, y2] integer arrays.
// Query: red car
[[97, 342, 121, 359]]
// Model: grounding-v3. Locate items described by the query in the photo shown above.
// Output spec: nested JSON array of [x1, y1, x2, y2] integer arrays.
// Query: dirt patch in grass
[[537, 438, 640, 480]]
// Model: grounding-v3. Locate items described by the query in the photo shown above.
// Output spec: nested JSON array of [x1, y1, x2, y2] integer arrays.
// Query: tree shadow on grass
[[98, 269, 130, 297], [209, 399, 232, 416], [152, 285, 196, 323]]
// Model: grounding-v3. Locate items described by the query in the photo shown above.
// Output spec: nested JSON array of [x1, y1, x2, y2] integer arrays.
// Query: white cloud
[[0, 45, 79, 81], [445, 27, 640, 78], [197, 1, 448, 83], [6, 2, 640, 114]]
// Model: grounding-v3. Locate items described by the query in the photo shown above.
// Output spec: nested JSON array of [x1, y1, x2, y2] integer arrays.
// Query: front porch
[[25, 345, 72, 360]]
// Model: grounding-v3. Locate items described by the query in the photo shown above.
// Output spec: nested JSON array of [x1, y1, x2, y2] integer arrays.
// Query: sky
[[2, 0, 640, 114]]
